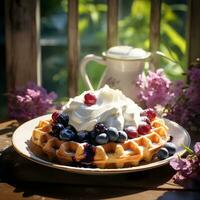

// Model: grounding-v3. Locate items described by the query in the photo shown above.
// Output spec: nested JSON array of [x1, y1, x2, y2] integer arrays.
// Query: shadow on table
[[157, 190, 200, 200], [11, 182, 146, 199], [0, 120, 18, 136], [0, 146, 175, 199]]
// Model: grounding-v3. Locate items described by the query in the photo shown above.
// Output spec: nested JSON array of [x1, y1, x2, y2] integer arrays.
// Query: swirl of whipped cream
[[62, 85, 143, 131]]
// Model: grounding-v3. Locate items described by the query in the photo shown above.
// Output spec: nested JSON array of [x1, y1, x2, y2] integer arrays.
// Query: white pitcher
[[80, 46, 175, 104]]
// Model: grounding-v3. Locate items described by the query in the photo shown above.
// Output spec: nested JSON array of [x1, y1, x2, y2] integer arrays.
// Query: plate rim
[[12, 114, 191, 175]]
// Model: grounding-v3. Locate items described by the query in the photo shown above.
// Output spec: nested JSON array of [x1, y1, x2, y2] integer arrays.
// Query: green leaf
[[131, 0, 150, 17], [162, 3, 177, 22], [162, 23, 186, 54], [79, 18, 89, 33], [182, 144, 194, 154]]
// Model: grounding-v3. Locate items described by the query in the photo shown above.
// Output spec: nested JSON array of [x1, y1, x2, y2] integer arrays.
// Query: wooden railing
[[5, 0, 200, 97], [5, 0, 41, 91]]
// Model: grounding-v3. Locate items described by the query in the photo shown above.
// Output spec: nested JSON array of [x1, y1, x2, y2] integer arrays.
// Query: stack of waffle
[[31, 118, 169, 168]]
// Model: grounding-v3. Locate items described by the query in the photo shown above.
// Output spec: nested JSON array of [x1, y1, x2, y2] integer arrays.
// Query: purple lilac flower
[[170, 157, 193, 174], [8, 81, 57, 121], [168, 80, 185, 103], [167, 67, 200, 130], [194, 142, 200, 156], [137, 69, 173, 108], [137, 66, 200, 131], [189, 67, 200, 82], [170, 142, 200, 183]]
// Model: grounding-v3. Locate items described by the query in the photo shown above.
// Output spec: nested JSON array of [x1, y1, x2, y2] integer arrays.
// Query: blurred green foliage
[[0, 0, 187, 120], [119, 1, 187, 80], [41, 0, 187, 98], [78, 0, 107, 93]]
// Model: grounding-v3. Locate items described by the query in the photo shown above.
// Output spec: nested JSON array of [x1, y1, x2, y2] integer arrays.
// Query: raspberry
[[137, 123, 151, 135], [51, 111, 60, 122], [141, 108, 156, 121], [84, 93, 97, 106], [124, 126, 138, 139]]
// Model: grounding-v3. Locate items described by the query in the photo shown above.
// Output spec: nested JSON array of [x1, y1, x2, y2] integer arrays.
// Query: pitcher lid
[[103, 46, 151, 60]]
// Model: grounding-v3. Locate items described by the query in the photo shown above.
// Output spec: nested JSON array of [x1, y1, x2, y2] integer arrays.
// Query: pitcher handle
[[80, 54, 106, 90]]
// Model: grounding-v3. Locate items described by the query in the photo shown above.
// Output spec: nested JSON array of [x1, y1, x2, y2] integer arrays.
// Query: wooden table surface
[[0, 120, 199, 200]]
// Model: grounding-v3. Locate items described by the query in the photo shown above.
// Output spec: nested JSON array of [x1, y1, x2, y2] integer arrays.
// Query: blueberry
[[107, 127, 119, 142], [67, 124, 77, 133], [157, 148, 169, 160], [95, 133, 109, 145], [52, 123, 64, 136], [76, 131, 89, 143], [57, 113, 69, 127], [88, 131, 98, 145], [94, 123, 107, 133], [83, 144, 96, 163], [59, 128, 76, 141], [90, 131, 98, 139], [117, 131, 128, 143], [164, 142, 176, 156]]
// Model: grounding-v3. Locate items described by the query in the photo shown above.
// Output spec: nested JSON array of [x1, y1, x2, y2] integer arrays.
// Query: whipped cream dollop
[[62, 85, 143, 131]]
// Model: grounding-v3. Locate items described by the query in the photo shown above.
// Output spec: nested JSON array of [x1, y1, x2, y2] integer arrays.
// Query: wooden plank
[[107, 0, 118, 48], [1, 182, 200, 200], [5, 0, 41, 91], [187, 0, 200, 66], [149, 0, 161, 68], [67, 0, 79, 97]]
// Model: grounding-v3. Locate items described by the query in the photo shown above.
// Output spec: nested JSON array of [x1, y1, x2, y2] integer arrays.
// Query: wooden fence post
[[107, 0, 118, 48], [149, 0, 161, 69], [5, 0, 41, 91], [68, 0, 79, 97], [187, 0, 200, 66]]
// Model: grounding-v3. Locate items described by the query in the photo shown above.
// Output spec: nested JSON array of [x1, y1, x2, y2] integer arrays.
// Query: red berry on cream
[[84, 93, 97, 106]]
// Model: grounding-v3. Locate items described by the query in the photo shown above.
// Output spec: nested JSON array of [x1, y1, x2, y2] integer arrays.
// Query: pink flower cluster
[[8, 82, 57, 121], [170, 142, 200, 183], [166, 67, 200, 131], [136, 69, 174, 108], [137, 65, 200, 183], [137, 66, 200, 131]]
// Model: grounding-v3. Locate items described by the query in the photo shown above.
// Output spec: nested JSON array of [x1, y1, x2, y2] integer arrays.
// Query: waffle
[[31, 117, 169, 168]]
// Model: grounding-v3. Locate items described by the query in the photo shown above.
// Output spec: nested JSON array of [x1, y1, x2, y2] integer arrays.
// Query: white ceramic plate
[[12, 114, 191, 175]]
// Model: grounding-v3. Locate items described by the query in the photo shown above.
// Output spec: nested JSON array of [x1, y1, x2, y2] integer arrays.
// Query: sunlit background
[[40, 0, 187, 96], [0, 0, 187, 119]]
